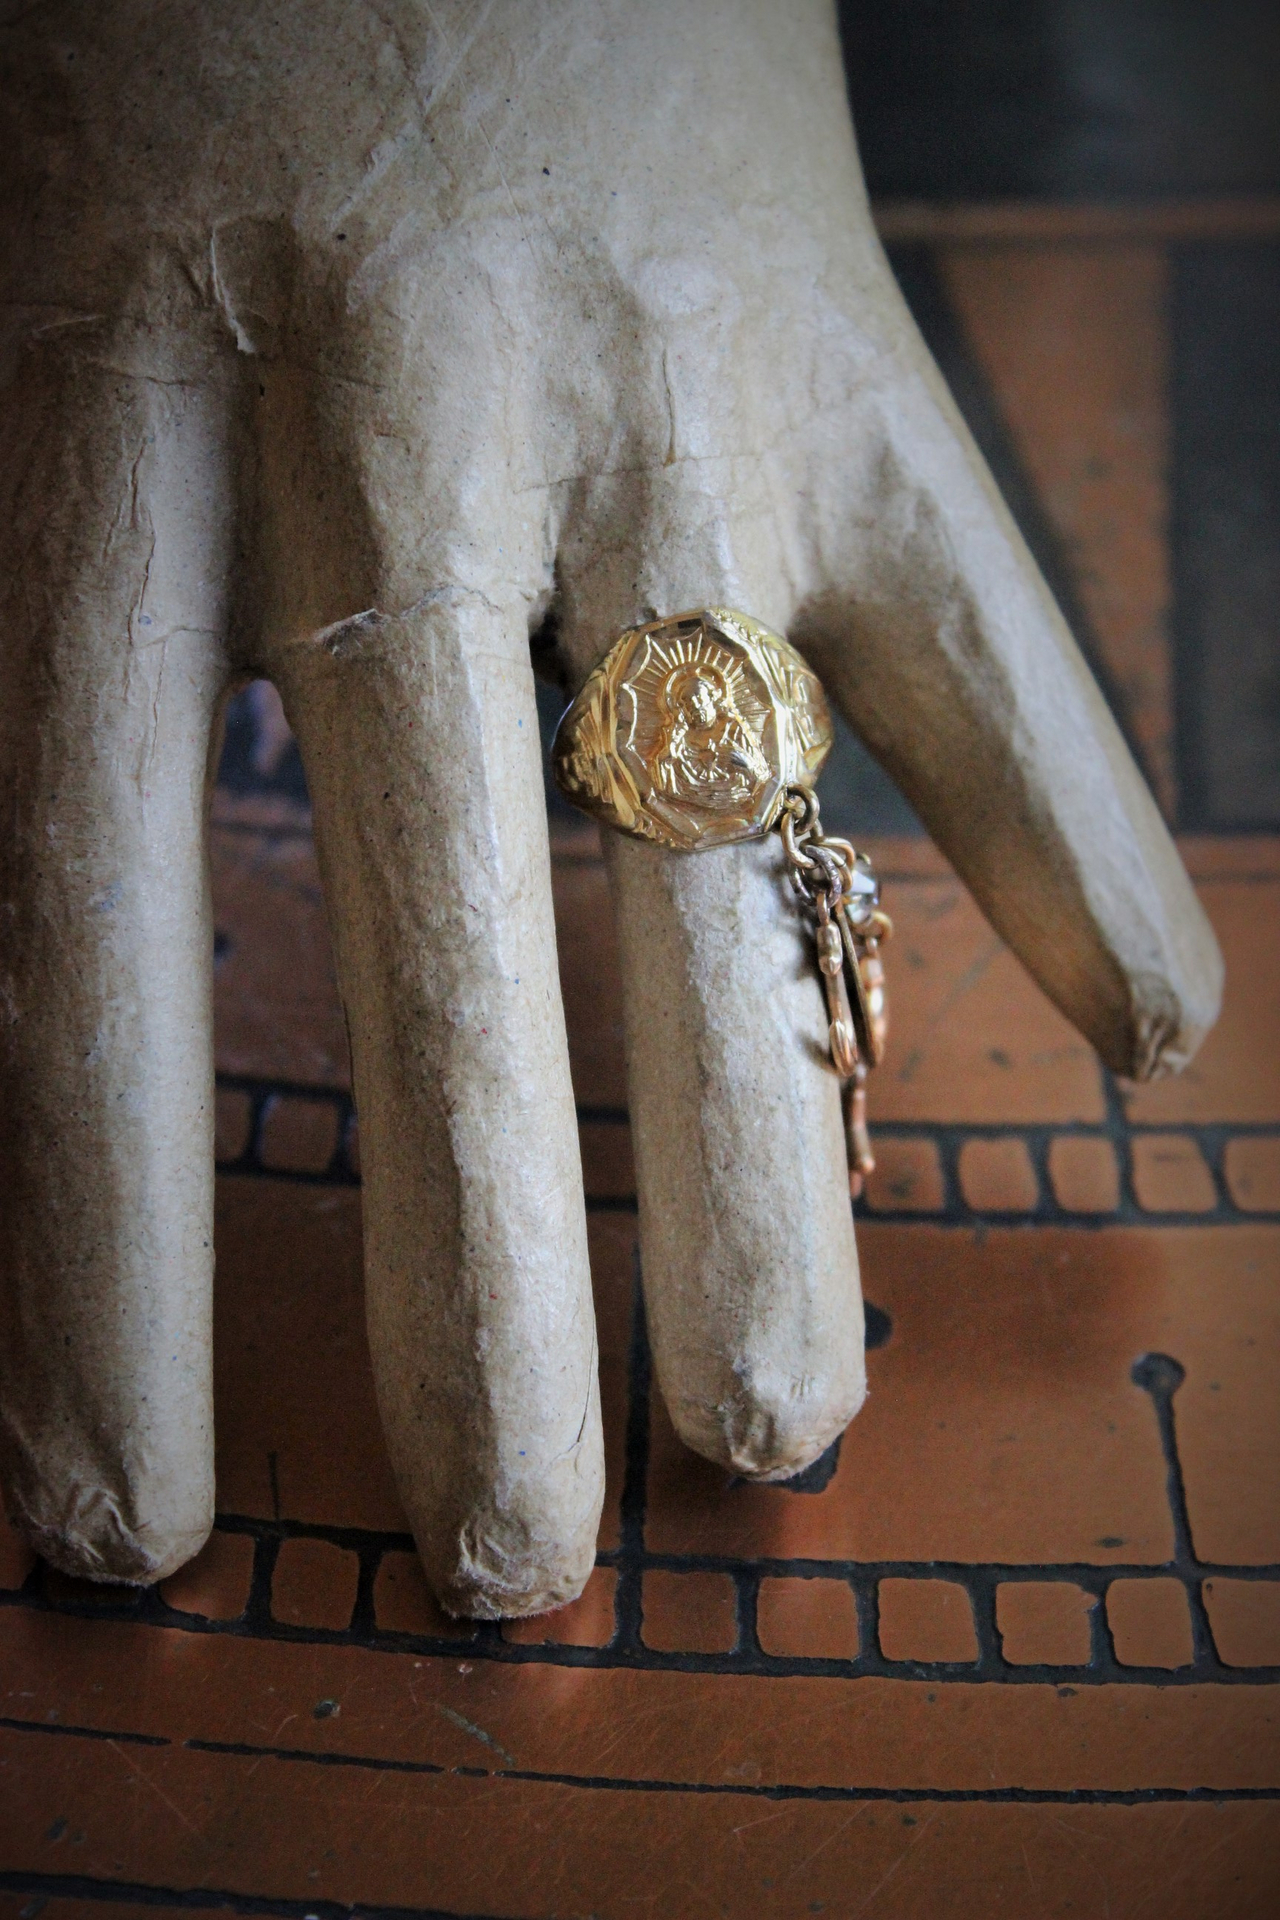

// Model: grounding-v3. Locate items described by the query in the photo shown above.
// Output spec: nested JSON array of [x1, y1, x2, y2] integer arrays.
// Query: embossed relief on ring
[[553, 608, 834, 851]]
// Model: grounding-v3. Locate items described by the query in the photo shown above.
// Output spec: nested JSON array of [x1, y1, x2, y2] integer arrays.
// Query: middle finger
[[556, 474, 866, 1481]]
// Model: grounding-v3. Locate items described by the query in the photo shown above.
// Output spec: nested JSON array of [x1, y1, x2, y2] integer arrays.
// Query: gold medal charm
[[553, 608, 890, 1197]]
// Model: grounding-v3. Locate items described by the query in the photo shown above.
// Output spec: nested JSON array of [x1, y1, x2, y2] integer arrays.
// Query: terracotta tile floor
[[2, 815, 1277, 1917]]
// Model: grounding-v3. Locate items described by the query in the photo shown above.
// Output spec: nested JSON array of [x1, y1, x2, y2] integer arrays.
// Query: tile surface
[[877, 1579, 980, 1664], [996, 1580, 1095, 1667], [6, 819, 1276, 1918]]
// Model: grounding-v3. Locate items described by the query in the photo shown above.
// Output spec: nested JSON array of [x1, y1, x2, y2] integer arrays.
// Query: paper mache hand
[[0, 0, 1220, 1616]]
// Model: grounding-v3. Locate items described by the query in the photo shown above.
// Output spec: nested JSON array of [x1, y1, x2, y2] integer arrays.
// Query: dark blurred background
[[220, 0, 1280, 836], [838, 0, 1280, 835], [843, 0, 1280, 200]]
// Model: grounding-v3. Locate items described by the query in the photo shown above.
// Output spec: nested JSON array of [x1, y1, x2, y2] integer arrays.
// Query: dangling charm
[[551, 607, 891, 1203], [814, 892, 858, 1079], [778, 786, 892, 1197]]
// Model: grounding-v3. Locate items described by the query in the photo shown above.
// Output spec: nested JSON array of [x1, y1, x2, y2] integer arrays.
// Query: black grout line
[[0, 1871, 508, 1920], [1133, 1354, 1197, 1567], [188, 1737, 445, 1775], [1023, 1126, 1053, 1216], [217, 1070, 354, 1105], [350, 1541, 382, 1641], [188, 1736, 1280, 1803], [243, 1531, 282, 1637], [4, 1735, 1278, 1808], [10, 1548, 1277, 1685], [1091, 1584, 1118, 1670], [1202, 1128, 1237, 1213], [5, 1577, 1275, 1689], [611, 1246, 653, 1660], [735, 1565, 763, 1660], [7, 1582, 1274, 1689], [1133, 1351, 1225, 1673], [214, 1512, 417, 1553], [0, 1715, 169, 1746], [967, 1572, 1003, 1679], [213, 1070, 1280, 1226], [855, 1574, 880, 1665], [438, 1774, 1280, 1804]]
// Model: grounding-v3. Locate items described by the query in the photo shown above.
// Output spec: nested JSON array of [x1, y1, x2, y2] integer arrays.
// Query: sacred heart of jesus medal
[[551, 608, 834, 852]]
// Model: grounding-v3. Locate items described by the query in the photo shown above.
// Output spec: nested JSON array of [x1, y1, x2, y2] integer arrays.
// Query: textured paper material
[[0, 0, 1220, 1614]]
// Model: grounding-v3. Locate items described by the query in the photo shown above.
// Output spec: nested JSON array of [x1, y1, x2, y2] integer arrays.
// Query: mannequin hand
[[0, 0, 1220, 1614]]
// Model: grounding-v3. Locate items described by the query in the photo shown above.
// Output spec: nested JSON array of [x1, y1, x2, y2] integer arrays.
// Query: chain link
[[776, 785, 893, 1198]]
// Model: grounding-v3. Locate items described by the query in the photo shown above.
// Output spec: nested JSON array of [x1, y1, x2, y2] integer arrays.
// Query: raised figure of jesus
[[651, 666, 770, 806]]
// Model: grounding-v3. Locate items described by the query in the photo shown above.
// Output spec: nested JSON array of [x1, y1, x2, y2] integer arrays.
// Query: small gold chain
[[777, 786, 892, 1198]]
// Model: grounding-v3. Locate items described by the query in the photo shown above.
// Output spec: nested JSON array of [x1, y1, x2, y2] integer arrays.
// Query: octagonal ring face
[[552, 608, 833, 851]]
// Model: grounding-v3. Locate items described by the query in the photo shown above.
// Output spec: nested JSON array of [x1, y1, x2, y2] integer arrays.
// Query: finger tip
[[1110, 943, 1226, 1084], [672, 1363, 867, 1483], [418, 1470, 605, 1622], [18, 1500, 213, 1588], [430, 1535, 598, 1621]]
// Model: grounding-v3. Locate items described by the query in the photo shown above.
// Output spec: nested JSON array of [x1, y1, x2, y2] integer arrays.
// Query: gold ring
[[551, 607, 833, 852], [552, 608, 891, 1201]]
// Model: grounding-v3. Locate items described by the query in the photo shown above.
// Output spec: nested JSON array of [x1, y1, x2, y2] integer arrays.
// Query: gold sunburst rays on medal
[[619, 623, 772, 775]]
